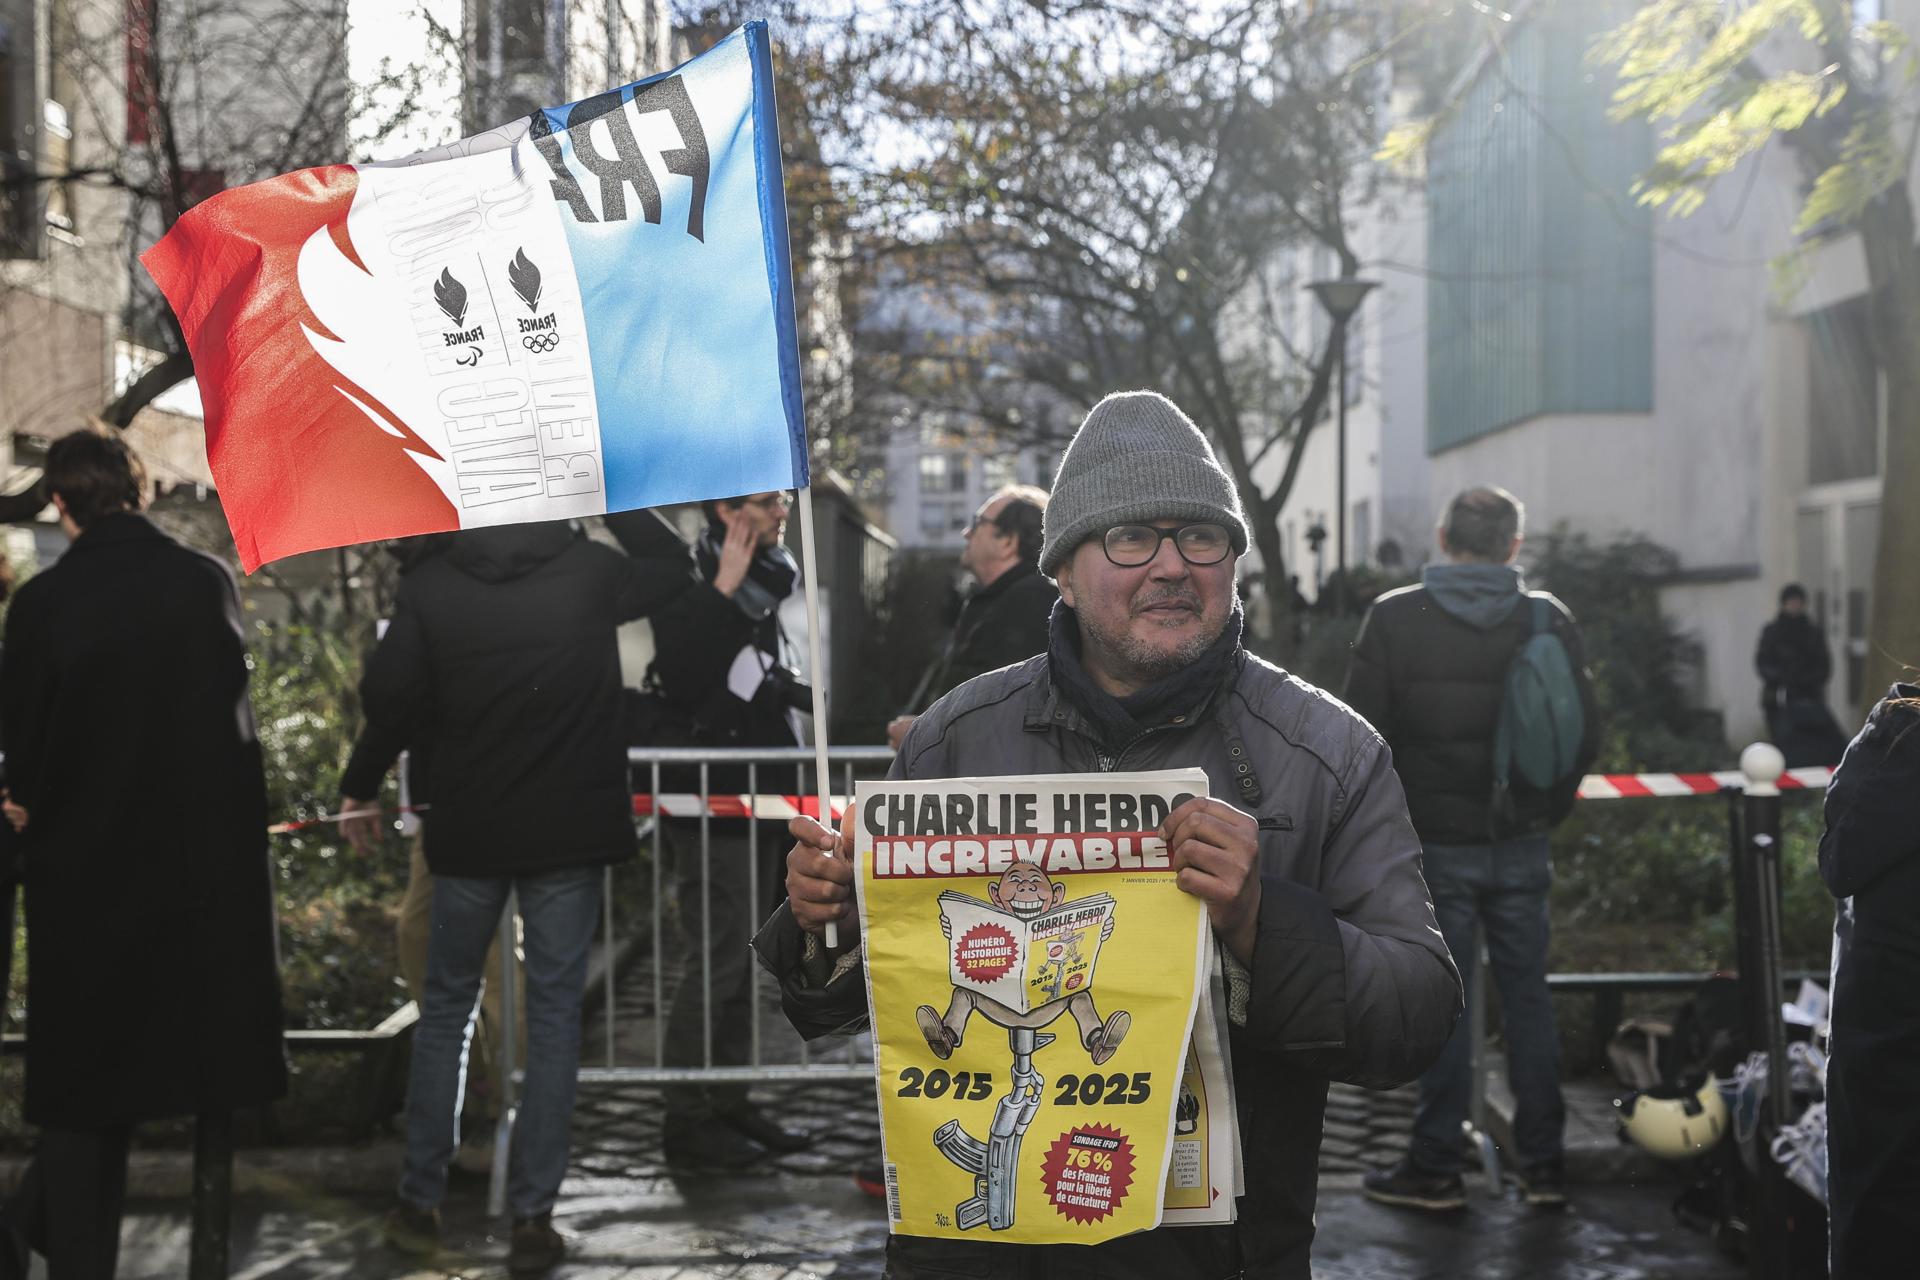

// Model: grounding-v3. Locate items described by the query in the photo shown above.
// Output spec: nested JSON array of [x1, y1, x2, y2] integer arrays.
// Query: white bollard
[[1739, 741, 1786, 797]]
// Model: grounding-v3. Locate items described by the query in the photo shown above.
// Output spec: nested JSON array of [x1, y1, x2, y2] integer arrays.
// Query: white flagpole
[[795, 484, 840, 949]]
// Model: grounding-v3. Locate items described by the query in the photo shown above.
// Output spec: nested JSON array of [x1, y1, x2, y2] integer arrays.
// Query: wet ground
[[92, 1074, 1741, 1280], [86, 923, 1746, 1276], [109, 1172, 1743, 1279]]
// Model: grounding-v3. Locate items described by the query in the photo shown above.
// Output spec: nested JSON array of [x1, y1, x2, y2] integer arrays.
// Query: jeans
[[662, 820, 785, 1131], [1409, 835, 1565, 1174], [395, 839, 524, 1117], [398, 865, 602, 1218]]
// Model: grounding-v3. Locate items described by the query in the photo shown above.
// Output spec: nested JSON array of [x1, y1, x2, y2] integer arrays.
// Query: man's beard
[[1082, 593, 1219, 685]]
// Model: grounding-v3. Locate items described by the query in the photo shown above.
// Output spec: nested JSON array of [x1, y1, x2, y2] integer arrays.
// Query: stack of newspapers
[[854, 769, 1246, 1245]]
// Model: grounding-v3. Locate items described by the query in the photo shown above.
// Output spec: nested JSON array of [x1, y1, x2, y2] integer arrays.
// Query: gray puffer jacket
[[753, 648, 1460, 1279]]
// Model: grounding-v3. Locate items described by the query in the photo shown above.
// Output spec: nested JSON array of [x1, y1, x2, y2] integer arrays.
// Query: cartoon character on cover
[[915, 860, 1131, 1065]]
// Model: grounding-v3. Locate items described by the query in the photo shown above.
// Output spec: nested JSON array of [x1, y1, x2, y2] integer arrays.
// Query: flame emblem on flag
[[508, 248, 542, 313], [433, 267, 469, 326], [295, 178, 460, 518]]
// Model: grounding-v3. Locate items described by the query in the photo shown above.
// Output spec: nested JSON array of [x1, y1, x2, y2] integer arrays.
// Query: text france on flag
[[142, 22, 806, 572]]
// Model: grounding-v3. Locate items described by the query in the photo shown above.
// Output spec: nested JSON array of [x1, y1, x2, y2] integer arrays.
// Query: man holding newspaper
[[755, 391, 1461, 1278]]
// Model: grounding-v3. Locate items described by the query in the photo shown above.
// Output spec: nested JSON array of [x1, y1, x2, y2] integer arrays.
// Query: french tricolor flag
[[142, 23, 806, 572]]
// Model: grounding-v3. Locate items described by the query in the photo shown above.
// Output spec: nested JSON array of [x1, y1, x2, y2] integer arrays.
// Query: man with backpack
[[1343, 485, 1599, 1212]]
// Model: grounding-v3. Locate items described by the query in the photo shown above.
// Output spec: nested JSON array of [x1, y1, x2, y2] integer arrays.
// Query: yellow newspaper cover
[[1161, 948, 1241, 1225], [855, 770, 1211, 1245]]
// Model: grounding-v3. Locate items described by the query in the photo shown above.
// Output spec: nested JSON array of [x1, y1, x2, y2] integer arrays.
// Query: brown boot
[[1087, 1011, 1131, 1066], [916, 1004, 958, 1059]]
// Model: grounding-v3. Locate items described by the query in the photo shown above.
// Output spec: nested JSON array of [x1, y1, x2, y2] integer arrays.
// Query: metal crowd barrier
[[1461, 745, 1829, 1202], [485, 744, 897, 1215]]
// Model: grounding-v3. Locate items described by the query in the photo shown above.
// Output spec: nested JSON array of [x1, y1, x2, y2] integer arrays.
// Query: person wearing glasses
[[760, 391, 1458, 1280], [887, 484, 1057, 751], [638, 490, 817, 1170]]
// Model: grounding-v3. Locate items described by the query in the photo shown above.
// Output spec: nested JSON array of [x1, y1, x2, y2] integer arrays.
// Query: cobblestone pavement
[[113, 1175, 1743, 1278], [104, 1069, 1737, 1278], [97, 929, 1733, 1275]]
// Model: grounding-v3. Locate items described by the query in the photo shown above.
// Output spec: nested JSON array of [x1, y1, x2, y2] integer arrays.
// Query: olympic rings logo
[[522, 333, 561, 354]]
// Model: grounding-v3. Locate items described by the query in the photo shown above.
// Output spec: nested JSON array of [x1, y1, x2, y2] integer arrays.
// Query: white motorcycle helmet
[[1615, 1075, 1729, 1160]]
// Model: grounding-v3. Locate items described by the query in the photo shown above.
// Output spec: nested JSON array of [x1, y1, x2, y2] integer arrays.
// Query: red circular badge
[[1039, 1124, 1136, 1224], [954, 922, 1017, 982]]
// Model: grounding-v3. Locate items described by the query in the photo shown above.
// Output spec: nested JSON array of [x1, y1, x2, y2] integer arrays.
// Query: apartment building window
[[918, 454, 946, 493], [1806, 299, 1880, 485], [983, 453, 1017, 492], [40, 98, 69, 234], [1426, 3, 1653, 453], [919, 452, 967, 494]]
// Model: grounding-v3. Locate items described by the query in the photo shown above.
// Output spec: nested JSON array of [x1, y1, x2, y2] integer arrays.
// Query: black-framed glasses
[[1101, 522, 1232, 567], [740, 491, 792, 512]]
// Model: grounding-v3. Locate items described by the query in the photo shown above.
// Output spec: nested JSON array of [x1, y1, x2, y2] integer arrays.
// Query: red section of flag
[[140, 166, 455, 571]]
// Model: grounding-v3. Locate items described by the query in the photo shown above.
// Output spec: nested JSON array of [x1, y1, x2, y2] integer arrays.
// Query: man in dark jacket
[[639, 492, 816, 1168], [764, 392, 1459, 1279], [888, 484, 1058, 749], [1755, 583, 1848, 767], [0, 429, 287, 1278], [1820, 683, 1920, 1278], [1344, 485, 1599, 1213], [339, 512, 689, 1268]]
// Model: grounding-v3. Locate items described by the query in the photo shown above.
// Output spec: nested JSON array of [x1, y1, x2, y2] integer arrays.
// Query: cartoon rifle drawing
[[922, 862, 1127, 1230], [933, 1025, 1052, 1231]]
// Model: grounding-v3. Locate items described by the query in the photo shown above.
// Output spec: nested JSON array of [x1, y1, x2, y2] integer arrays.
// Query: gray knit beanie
[[1038, 391, 1250, 576]]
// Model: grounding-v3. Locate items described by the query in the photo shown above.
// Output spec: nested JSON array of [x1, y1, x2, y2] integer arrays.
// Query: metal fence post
[[487, 888, 520, 1220], [188, 1109, 232, 1279], [1734, 743, 1790, 1280]]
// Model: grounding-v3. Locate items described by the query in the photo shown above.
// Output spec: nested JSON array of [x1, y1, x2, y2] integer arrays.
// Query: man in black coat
[[1344, 485, 1599, 1213], [1820, 683, 1920, 1278], [339, 512, 689, 1268], [888, 484, 1058, 749], [1755, 583, 1848, 767], [0, 429, 287, 1278]]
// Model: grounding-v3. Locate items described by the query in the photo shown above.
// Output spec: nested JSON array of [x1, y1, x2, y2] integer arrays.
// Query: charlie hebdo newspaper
[[854, 770, 1219, 1245]]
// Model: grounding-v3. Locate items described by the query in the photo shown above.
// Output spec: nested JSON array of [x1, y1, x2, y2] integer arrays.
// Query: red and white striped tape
[[270, 767, 1839, 835], [630, 769, 1837, 820], [631, 794, 850, 821], [1576, 767, 1833, 800]]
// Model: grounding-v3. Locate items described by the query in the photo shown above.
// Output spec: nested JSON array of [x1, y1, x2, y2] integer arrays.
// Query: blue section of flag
[[536, 23, 807, 510]]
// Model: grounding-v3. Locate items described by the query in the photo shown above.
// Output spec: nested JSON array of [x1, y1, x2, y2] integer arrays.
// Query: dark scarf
[[695, 529, 799, 624], [1047, 599, 1244, 747]]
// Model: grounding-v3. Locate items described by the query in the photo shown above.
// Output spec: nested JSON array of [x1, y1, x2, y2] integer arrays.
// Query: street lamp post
[[1306, 277, 1379, 616]]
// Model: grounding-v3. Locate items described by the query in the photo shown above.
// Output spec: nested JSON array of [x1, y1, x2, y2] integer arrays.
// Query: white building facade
[[1234, 0, 1895, 747]]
